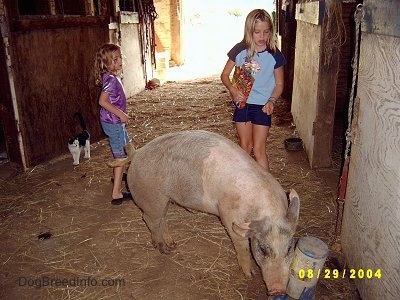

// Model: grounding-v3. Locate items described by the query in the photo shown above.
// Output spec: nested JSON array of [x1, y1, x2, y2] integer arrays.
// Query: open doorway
[[168, 0, 275, 80]]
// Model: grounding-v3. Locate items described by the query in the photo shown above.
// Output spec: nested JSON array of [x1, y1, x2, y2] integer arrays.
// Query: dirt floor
[[0, 76, 361, 299]]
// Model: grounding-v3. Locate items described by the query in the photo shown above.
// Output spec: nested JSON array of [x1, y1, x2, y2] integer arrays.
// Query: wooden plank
[[10, 16, 109, 32], [10, 27, 109, 166], [291, 21, 321, 167], [120, 11, 139, 24], [0, 22, 23, 166], [361, 0, 400, 37], [341, 32, 400, 299], [295, 0, 325, 25], [313, 29, 339, 168]]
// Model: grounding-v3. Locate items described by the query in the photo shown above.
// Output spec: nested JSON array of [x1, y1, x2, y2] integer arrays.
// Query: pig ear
[[287, 189, 300, 229], [232, 222, 251, 238]]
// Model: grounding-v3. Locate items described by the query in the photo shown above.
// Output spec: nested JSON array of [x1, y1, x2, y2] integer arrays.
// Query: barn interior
[[1, 0, 399, 299], [0, 0, 354, 187]]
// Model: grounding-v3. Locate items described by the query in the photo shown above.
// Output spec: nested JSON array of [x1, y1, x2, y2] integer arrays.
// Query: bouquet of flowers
[[231, 62, 257, 109]]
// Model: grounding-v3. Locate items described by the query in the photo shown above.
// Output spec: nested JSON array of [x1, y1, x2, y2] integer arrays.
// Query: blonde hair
[[94, 43, 121, 86], [242, 9, 276, 60]]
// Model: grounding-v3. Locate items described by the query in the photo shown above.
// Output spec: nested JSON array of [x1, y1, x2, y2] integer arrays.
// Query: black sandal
[[111, 191, 132, 205]]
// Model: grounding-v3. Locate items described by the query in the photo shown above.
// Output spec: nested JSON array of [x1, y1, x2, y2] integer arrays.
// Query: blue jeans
[[101, 121, 130, 158]]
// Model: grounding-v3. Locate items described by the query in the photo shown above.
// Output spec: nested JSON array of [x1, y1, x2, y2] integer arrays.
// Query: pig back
[[128, 130, 287, 215], [128, 131, 221, 208]]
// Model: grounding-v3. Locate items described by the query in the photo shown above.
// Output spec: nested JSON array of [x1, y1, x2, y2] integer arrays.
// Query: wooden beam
[[10, 16, 109, 32], [295, 0, 325, 25]]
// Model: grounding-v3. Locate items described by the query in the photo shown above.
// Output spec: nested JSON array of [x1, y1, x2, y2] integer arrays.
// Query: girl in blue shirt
[[221, 9, 286, 171]]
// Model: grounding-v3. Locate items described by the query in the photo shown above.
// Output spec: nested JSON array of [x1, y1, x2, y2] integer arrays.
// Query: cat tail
[[106, 142, 135, 168], [73, 112, 87, 130]]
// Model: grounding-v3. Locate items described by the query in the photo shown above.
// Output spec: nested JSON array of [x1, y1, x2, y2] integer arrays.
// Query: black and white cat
[[68, 112, 90, 165]]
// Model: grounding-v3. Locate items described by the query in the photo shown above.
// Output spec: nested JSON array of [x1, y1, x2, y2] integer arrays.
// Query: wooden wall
[[169, 0, 181, 65], [0, 29, 21, 166], [341, 1, 400, 298], [291, 0, 338, 169], [10, 27, 108, 166], [291, 0, 356, 169], [291, 18, 320, 166], [153, 0, 182, 66], [119, 15, 147, 96], [1, 0, 151, 168], [278, 0, 358, 171]]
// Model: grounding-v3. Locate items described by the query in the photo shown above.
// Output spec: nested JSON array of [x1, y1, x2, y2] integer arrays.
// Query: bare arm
[[99, 92, 130, 124], [271, 66, 284, 100], [220, 59, 246, 102]]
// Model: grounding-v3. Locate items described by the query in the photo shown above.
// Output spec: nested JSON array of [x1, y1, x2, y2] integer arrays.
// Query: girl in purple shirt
[[94, 43, 131, 205]]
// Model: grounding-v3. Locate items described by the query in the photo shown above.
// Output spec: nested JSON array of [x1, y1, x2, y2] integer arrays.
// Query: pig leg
[[139, 197, 176, 254], [158, 213, 176, 250], [218, 202, 256, 277], [226, 230, 256, 278], [143, 213, 176, 254]]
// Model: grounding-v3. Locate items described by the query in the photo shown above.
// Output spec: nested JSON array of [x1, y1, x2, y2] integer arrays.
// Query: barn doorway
[[168, 0, 275, 80]]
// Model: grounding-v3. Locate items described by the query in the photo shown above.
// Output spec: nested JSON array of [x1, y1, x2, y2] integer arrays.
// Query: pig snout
[[261, 259, 291, 296], [268, 283, 287, 296]]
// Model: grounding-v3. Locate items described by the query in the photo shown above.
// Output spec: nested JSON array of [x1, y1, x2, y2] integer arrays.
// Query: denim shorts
[[233, 103, 272, 126], [101, 121, 130, 158]]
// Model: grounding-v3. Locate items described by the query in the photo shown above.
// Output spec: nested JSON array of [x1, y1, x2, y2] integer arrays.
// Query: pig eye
[[259, 244, 270, 257]]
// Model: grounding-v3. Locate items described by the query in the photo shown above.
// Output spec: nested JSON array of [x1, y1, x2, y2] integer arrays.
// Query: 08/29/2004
[[298, 268, 382, 280]]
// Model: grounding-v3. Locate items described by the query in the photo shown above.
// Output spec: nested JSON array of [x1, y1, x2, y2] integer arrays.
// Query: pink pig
[[109, 130, 300, 296]]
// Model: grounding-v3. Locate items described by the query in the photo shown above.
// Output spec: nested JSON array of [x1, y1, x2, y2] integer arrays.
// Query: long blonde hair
[[242, 9, 276, 60], [94, 43, 121, 86]]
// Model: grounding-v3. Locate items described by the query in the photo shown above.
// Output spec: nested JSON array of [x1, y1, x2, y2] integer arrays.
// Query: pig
[[109, 130, 300, 296]]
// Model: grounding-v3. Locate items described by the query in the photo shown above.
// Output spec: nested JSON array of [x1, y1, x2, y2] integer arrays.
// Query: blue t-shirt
[[227, 42, 286, 105]]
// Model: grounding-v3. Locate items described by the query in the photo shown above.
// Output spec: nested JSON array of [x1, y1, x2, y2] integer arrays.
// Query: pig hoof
[[154, 242, 175, 254], [244, 272, 253, 279], [159, 246, 172, 255], [162, 242, 178, 254], [166, 240, 177, 250], [242, 266, 256, 278]]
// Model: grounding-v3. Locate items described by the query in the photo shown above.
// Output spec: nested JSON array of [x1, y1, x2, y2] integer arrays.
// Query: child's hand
[[230, 87, 246, 103], [262, 101, 274, 115], [120, 112, 130, 125]]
